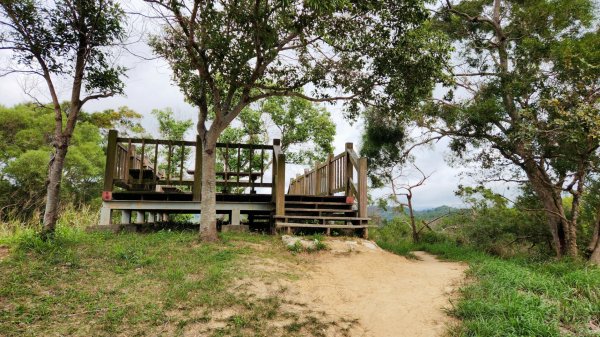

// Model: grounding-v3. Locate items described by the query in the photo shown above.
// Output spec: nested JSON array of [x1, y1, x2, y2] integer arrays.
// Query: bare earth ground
[[240, 239, 467, 337]]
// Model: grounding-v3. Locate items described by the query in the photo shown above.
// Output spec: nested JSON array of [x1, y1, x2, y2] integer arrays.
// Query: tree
[[0, 103, 106, 218], [146, 0, 447, 241], [262, 96, 335, 165], [419, 0, 600, 259], [152, 108, 194, 179], [362, 0, 599, 259], [0, 0, 127, 237], [80, 106, 145, 137]]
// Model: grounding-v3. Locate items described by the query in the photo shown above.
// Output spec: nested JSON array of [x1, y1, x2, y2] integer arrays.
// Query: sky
[[0, 8, 516, 210]]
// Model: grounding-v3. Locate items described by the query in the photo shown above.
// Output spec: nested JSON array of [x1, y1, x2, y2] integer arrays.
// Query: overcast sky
[[0, 8, 517, 210]]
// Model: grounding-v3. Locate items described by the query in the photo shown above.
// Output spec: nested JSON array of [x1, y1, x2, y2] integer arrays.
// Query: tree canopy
[[0, 0, 127, 236], [146, 0, 448, 240], [362, 0, 600, 260]]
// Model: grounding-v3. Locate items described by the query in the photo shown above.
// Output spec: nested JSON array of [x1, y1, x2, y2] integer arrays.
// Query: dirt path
[[290, 240, 467, 337]]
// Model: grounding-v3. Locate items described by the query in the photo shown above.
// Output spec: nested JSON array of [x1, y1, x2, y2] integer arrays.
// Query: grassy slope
[[379, 240, 600, 337], [0, 227, 334, 337]]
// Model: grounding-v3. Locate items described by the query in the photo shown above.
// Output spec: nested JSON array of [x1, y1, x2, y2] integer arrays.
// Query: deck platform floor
[[99, 192, 274, 228]]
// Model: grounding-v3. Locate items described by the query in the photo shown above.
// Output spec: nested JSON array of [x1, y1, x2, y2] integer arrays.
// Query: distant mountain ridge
[[368, 205, 463, 221]]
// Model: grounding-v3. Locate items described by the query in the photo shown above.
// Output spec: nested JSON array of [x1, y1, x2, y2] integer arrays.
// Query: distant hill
[[368, 205, 463, 221], [414, 206, 463, 220]]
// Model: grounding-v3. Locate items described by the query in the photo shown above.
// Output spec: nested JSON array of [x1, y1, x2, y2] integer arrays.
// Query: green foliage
[[151, 108, 193, 179], [439, 186, 553, 257], [79, 106, 145, 137], [262, 96, 335, 165], [217, 108, 269, 192], [0, 104, 108, 217], [372, 217, 412, 243], [150, 0, 447, 125], [362, 0, 600, 257], [0, 0, 126, 97]]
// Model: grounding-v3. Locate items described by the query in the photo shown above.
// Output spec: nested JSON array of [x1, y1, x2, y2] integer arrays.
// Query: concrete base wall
[[97, 200, 272, 227]]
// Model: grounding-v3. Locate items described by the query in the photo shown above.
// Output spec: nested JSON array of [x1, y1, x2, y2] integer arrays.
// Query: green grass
[[0, 223, 341, 337], [378, 238, 600, 337]]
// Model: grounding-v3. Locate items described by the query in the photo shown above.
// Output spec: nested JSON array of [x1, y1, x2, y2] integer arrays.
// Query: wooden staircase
[[275, 195, 370, 237]]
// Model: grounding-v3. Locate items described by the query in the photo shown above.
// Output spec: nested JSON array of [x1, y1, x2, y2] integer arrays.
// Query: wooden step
[[284, 208, 356, 213], [275, 222, 373, 229], [285, 195, 348, 203], [285, 201, 352, 206], [274, 215, 369, 221]]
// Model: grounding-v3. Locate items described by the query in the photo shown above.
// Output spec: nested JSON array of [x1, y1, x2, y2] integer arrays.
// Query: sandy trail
[[291, 241, 466, 337]]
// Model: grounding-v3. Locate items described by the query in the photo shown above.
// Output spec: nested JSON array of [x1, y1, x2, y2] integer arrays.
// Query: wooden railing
[[288, 143, 368, 218], [103, 130, 282, 203]]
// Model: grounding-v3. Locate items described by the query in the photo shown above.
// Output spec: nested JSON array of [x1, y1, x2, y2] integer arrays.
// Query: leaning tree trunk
[[588, 212, 600, 264], [526, 169, 571, 257], [41, 139, 69, 238], [407, 194, 419, 243], [199, 138, 219, 242]]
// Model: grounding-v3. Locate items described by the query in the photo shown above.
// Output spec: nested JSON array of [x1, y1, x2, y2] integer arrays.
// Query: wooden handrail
[[116, 137, 274, 150], [287, 142, 368, 217], [104, 130, 279, 198]]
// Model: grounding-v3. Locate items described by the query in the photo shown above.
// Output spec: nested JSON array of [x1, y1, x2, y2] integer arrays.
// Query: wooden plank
[[272, 139, 280, 203], [327, 153, 334, 195], [358, 157, 368, 218], [284, 201, 352, 205], [346, 147, 360, 169], [283, 208, 356, 213], [315, 160, 321, 195], [138, 139, 145, 184], [166, 142, 172, 184], [193, 135, 202, 201], [275, 223, 374, 229], [116, 178, 273, 188], [124, 140, 133, 185], [274, 215, 370, 221], [103, 130, 118, 192], [153, 143, 158, 184], [345, 143, 353, 195], [237, 146, 241, 185], [179, 143, 184, 184], [260, 148, 264, 184], [275, 153, 286, 216], [116, 137, 274, 150]]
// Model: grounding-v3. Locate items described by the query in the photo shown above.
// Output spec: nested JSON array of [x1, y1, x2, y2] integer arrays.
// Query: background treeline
[[374, 182, 600, 259], [0, 104, 142, 220], [0, 97, 335, 223]]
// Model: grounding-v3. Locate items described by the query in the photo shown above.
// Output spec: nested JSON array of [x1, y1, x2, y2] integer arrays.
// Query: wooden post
[[124, 141, 133, 185], [275, 153, 286, 216], [345, 143, 354, 196], [135, 211, 144, 224], [327, 153, 334, 195], [358, 157, 368, 218], [103, 130, 118, 192], [272, 139, 280, 202], [315, 161, 321, 196], [304, 168, 309, 195], [193, 135, 202, 201], [121, 210, 131, 224]]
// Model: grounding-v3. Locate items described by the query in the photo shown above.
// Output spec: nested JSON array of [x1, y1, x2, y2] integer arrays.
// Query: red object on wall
[[102, 191, 112, 201], [346, 196, 355, 204]]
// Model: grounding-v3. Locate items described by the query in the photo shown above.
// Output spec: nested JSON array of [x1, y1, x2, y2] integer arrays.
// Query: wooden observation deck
[[98, 130, 371, 236]]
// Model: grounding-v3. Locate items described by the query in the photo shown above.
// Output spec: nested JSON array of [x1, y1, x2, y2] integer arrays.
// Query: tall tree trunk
[[41, 139, 69, 238], [199, 138, 219, 242], [407, 194, 418, 243], [587, 211, 600, 264], [526, 170, 569, 257]]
